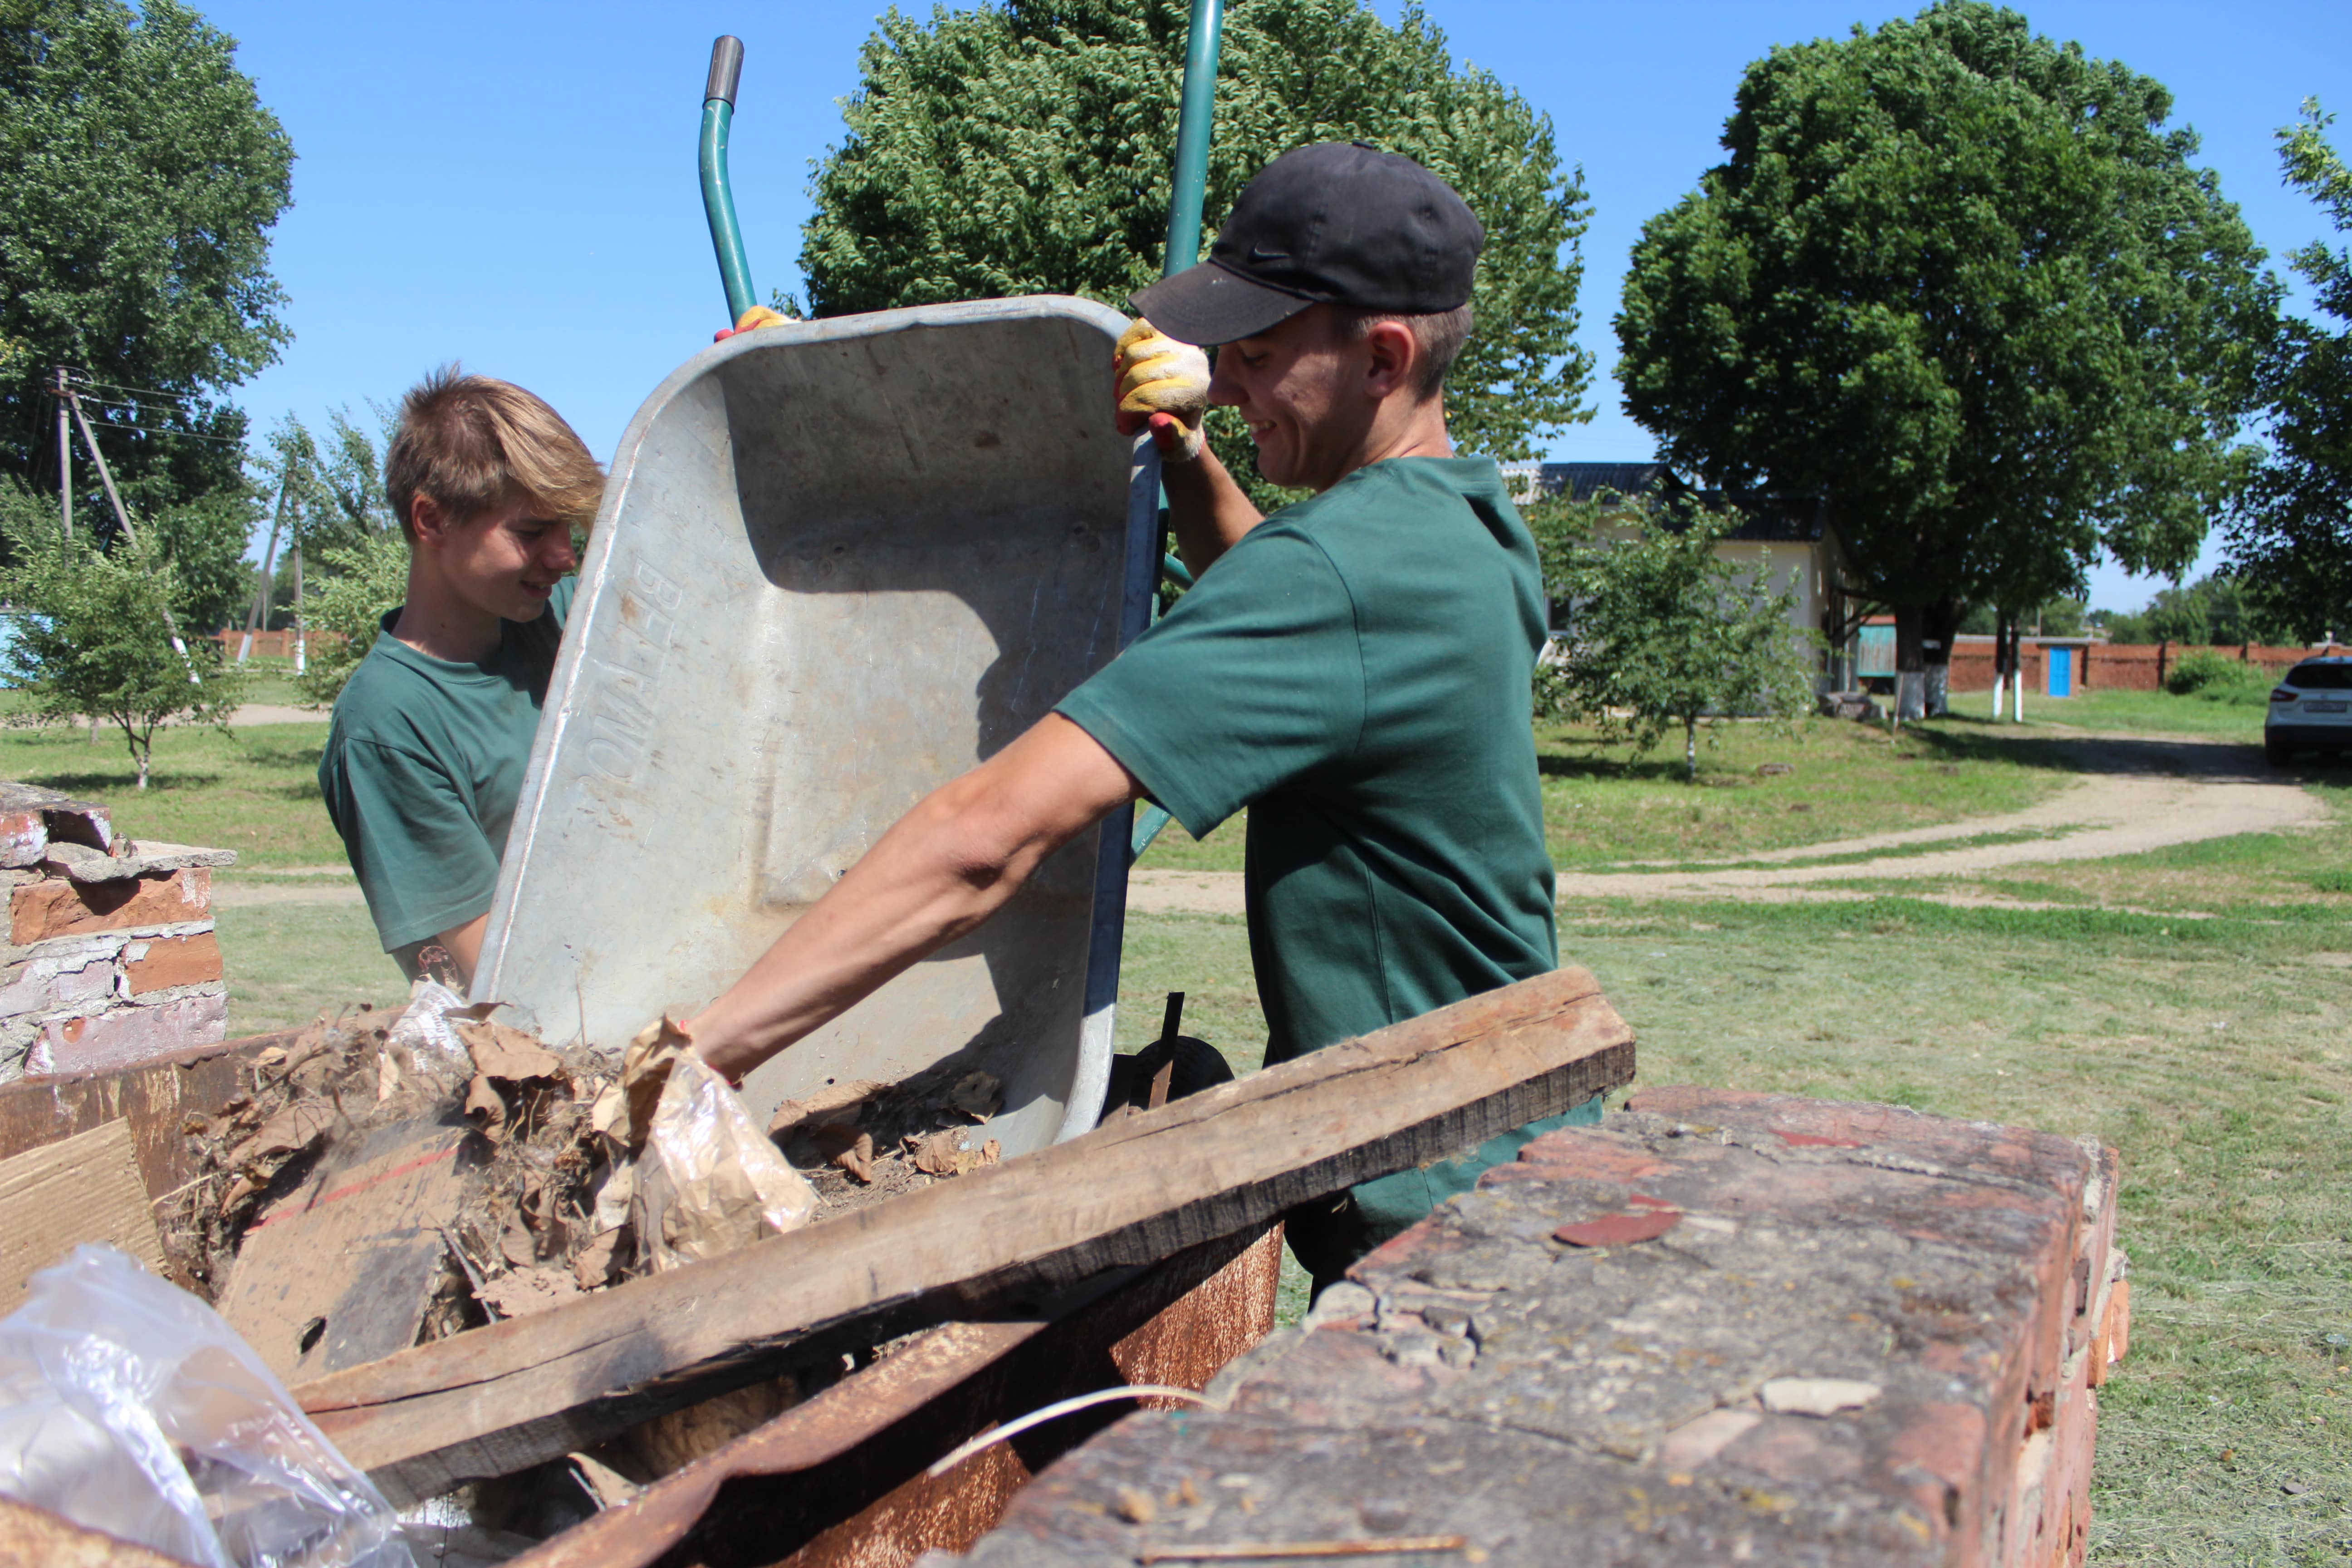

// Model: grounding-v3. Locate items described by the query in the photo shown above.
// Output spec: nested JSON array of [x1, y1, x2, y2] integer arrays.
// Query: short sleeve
[[1055, 528, 1364, 838], [320, 737, 502, 951]]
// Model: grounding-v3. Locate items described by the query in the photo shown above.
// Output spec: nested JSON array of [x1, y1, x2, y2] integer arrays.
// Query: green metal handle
[[1161, 0, 1224, 275], [1131, 0, 1224, 869], [700, 36, 756, 325]]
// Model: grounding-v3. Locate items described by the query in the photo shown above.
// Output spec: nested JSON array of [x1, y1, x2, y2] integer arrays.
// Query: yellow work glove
[[1115, 317, 1210, 462], [714, 305, 790, 343]]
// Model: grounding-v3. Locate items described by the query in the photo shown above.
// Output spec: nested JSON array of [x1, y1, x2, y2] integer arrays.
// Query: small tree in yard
[[292, 529, 407, 706], [1534, 496, 1818, 780], [1, 531, 242, 789]]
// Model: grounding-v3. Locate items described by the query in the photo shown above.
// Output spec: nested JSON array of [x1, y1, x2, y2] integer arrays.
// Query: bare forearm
[[436, 914, 487, 989], [1162, 442, 1262, 576], [688, 716, 1139, 1083]]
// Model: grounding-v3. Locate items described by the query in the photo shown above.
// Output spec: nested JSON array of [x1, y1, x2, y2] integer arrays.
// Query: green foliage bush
[[292, 531, 407, 707], [2163, 648, 2274, 703]]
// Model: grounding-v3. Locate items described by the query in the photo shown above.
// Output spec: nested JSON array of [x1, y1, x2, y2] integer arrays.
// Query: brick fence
[[0, 783, 233, 1081], [211, 628, 347, 661], [1947, 639, 2347, 694]]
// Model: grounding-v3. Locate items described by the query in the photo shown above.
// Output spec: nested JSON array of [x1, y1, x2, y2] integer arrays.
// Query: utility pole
[[62, 387, 201, 682], [293, 537, 305, 675], [54, 368, 71, 539]]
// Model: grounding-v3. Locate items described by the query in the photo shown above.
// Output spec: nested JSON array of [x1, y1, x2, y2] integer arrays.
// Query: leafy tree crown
[[799, 0, 1592, 497]]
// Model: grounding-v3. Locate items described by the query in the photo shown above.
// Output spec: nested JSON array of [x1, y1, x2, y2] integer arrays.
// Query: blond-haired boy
[[318, 367, 602, 984]]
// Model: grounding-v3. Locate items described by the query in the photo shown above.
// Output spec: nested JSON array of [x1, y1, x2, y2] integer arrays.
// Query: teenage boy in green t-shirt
[[318, 369, 603, 985], [686, 142, 1583, 1289]]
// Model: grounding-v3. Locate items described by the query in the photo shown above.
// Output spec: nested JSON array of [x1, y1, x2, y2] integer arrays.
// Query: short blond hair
[[386, 366, 603, 541]]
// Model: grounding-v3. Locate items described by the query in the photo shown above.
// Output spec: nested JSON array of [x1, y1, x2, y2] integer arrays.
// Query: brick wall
[[0, 783, 233, 1082], [208, 628, 347, 661], [1947, 640, 2347, 694], [961, 1088, 2131, 1568]]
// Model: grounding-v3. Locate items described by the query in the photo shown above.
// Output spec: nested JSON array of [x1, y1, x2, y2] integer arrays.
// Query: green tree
[[1532, 492, 1819, 780], [2226, 102, 2352, 642], [1, 0, 293, 514], [2138, 573, 2282, 647], [291, 530, 406, 706], [1616, 1, 2274, 717], [800, 0, 1592, 496], [0, 524, 243, 787]]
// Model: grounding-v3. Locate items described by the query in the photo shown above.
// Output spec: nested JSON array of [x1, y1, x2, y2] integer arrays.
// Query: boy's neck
[[392, 555, 504, 665]]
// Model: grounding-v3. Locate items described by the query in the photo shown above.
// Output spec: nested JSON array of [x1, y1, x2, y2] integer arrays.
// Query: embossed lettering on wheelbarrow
[[475, 296, 1160, 1158]]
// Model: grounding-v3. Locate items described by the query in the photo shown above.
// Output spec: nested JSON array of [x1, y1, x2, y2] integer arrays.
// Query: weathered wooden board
[[296, 966, 1634, 1503], [0, 1026, 303, 1199], [0, 1116, 164, 1297], [514, 1227, 1284, 1568], [0, 1495, 198, 1568], [213, 1119, 474, 1384]]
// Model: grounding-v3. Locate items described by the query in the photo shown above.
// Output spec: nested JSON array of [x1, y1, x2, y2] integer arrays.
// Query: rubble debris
[[164, 993, 1019, 1386]]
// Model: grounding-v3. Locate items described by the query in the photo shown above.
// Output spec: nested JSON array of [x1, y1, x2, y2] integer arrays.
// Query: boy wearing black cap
[[687, 143, 1586, 1289]]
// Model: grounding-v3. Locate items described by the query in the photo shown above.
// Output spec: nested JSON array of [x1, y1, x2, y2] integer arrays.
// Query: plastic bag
[[0, 1244, 412, 1568], [383, 978, 472, 1081], [612, 1020, 818, 1272]]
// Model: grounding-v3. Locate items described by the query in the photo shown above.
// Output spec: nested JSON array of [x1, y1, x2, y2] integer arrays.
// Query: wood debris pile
[[160, 1000, 1018, 1374]]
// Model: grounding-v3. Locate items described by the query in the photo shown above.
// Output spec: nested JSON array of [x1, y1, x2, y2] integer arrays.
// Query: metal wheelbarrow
[[472, 297, 1161, 1156]]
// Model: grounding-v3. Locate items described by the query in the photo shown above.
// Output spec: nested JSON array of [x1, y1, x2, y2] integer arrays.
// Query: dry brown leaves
[[909, 1129, 1001, 1177]]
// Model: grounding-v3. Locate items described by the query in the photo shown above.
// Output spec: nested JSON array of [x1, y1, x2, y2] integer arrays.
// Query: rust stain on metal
[[510, 1224, 1284, 1568]]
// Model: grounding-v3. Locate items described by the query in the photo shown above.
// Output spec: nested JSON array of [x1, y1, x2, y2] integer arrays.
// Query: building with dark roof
[[1496, 461, 1861, 690]]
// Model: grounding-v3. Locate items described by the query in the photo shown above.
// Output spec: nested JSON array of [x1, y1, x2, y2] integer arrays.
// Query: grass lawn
[[0, 720, 345, 868], [6, 702, 2346, 1560], [1958, 684, 2273, 740], [1141, 711, 2086, 873]]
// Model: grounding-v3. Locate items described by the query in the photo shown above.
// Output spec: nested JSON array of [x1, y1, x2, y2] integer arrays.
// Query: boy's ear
[[1360, 318, 1418, 402], [410, 494, 450, 546]]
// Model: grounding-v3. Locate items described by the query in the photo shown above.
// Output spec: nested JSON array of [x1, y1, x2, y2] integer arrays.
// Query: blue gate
[[2048, 645, 2073, 697]]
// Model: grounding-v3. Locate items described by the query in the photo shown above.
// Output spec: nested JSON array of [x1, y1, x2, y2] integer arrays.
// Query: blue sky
[[202, 0, 2351, 612]]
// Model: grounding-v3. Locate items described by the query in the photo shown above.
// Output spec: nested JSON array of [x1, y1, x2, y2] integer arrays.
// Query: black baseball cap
[[1130, 142, 1484, 347]]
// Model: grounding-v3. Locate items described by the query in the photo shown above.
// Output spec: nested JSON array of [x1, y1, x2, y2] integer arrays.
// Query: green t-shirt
[[1059, 456, 1559, 1059], [318, 578, 573, 960]]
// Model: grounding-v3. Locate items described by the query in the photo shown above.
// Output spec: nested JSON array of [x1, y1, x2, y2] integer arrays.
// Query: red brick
[[123, 932, 221, 994], [10, 870, 209, 944]]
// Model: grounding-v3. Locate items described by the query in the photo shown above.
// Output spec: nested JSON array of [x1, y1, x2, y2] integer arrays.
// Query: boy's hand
[[714, 304, 790, 343], [1116, 318, 1210, 462]]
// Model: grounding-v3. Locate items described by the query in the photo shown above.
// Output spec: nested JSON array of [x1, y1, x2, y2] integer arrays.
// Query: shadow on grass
[[22, 770, 224, 794], [1903, 719, 2278, 782]]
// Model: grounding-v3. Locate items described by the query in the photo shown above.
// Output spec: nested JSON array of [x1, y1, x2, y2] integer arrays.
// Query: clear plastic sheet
[[0, 1245, 412, 1568]]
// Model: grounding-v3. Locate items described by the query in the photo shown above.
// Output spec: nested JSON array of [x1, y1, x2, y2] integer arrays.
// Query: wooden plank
[[513, 1226, 1282, 1568], [0, 1117, 164, 1297], [295, 966, 1634, 1503], [213, 1120, 474, 1385], [0, 1496, 198, 1568], [0, 1025, 305, 1200]]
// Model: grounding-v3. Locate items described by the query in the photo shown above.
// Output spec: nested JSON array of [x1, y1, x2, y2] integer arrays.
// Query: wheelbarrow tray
[[473, 296, 1160, 1155]]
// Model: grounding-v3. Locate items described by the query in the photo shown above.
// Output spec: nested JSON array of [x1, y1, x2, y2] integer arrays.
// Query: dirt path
[[1128, 730, 2328, 915]]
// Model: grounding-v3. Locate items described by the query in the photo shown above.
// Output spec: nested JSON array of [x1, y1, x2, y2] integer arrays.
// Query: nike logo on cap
[[1249, 245, 1290, 261]]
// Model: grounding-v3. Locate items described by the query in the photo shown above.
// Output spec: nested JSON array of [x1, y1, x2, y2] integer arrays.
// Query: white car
[[2265, 656, 2352, 766]]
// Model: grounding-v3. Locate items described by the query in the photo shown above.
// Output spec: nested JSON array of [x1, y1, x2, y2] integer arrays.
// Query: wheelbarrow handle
[[700, 36, 757, 323], [706, 34, 744, 107]]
